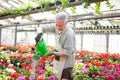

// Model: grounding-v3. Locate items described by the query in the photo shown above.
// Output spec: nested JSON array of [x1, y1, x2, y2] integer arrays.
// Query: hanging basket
[[90, 0, 107, 3]]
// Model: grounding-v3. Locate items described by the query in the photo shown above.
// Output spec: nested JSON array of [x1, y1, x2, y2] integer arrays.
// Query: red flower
[[10, 72, 19, 78], [20, 63, 26, 67], [26, 64, 31, 71], [9, 77, 15, 80], [37, 75, 45, 80], [39, 57, 46, 64], [22, 57, 26, 60], [1, 61, 9, 66], [96, 63, 103, 67], [49, 55, 54, 60]]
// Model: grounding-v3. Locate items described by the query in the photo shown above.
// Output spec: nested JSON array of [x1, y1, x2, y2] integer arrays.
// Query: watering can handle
[[35, 33, 43, 46]]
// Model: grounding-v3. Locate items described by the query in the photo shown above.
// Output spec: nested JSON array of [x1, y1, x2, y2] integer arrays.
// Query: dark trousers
[[61, 67, 73, 80]]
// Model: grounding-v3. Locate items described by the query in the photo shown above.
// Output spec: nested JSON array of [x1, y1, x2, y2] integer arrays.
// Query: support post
[[81, 33, 83, 50], [106, 33, 109, 53], [0, 28, 1, 44], [14, 26, 17, 46], [73, 21, 76, 32]]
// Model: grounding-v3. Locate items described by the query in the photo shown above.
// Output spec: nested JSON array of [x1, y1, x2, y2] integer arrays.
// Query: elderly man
[[36, 12, 76, 80]]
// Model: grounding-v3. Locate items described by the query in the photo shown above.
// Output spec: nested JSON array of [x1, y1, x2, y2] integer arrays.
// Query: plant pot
[[36, 7, 42, 10], [70, 0, 75, 3], [50, 3, 55, 7], [90, 0, 104, 3], [56, 1, 61, 5]]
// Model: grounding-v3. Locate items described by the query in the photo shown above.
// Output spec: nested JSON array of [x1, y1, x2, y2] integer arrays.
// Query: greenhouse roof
[[0, 0, 120, 28]]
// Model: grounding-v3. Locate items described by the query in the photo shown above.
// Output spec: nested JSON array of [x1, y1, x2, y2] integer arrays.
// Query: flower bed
[[74, 50, 120, 80], [0, 45, 120, 80]]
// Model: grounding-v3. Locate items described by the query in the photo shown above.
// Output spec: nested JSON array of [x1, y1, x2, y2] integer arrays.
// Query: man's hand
[[53, 52, 69, 58]]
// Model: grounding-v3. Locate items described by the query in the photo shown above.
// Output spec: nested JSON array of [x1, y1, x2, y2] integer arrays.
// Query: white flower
[[17, 63, 20, 66], [1, 51, 5, 54], [1, 59, 3, 61], [6, 68, 16, 73], [8, 64, 13, 67], [11, 52, 14, 54], [79, 62, 84, 65], [7, 60, 10, 63]]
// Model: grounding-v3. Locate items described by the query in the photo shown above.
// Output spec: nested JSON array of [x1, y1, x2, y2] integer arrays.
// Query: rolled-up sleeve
[[41, 24, 56, 33]]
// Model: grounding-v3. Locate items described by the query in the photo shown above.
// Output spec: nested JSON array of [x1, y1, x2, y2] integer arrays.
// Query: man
[[36, 12, 76, 80]]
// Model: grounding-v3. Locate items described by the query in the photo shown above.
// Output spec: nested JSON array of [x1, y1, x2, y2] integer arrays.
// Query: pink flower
[[92, 74, 96, 78], [45, 61, 50, 68], [98, 73, 104, 77], [39, 70, 45, 74], [32, 68, 37, 73], [85, 64, 89, 68], [106, 74, 115, 80], [50, 62, 54, 66], [37, 66, 45, 74], [77, 69, 89, 74], [47, 75, 57, 80]]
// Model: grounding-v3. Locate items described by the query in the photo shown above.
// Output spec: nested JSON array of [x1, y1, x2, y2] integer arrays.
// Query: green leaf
[[59, 0, 70, 10], [70, 6, 76, 14], [105, 0, 114, 9], [91, 2, 103, 15], [83, 0, 90, 8]]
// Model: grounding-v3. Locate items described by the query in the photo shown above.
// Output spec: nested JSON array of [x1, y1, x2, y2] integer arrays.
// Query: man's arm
[[35, 24, 56, 45], [37, 24, 56, 33]]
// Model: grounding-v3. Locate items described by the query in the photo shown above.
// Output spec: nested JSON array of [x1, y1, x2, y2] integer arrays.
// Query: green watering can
[[33, 36, 49, 60], [33, 33, 55, 60]]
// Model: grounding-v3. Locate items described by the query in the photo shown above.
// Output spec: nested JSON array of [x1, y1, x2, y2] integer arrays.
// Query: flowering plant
[[74, 50, 120, 80]]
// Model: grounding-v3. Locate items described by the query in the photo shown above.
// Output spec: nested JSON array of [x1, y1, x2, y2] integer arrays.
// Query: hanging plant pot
[[116, 25, 119, 29], [103, 26, 105, 29], [36, 6, 42, 9], [97, 26, 99, 29], [69, 0, 76, 3], [31, 6, 41, 11], [110, 26, 113, 29], [90, 0, 104, 3], [113, 26, 115, 29], [56, 1, 61, 5], [50, 3, 55, 7], [116, 31, 119, 34], [99, 26, 102, 29], [106, 26, 109, 29], [90, 27, 93, 30], [86, 27, 88, 30]]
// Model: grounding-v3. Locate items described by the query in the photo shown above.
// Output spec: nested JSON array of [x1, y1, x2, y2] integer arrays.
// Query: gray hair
[[55, 12, 68, 23]]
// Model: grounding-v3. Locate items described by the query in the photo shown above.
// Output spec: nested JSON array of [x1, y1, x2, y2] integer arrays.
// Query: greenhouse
[[0, 0, 120, 80]]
